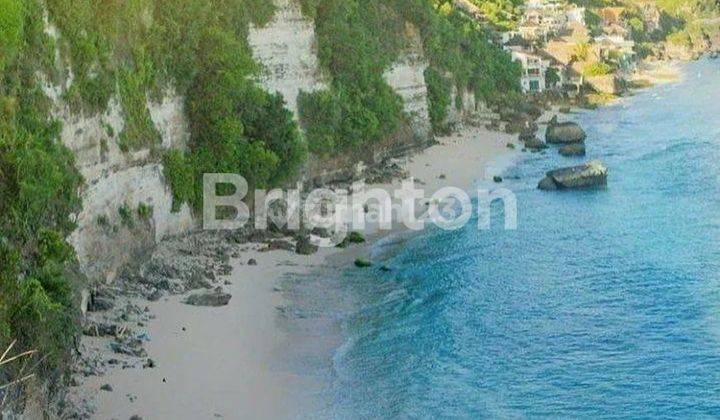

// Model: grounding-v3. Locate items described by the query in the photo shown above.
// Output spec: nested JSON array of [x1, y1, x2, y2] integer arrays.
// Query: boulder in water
[[545, 116, 587, 144], [559, 143, 586, 156], [354, 258, 372, 268], [538, 160, 608, 190], [523, 136, 548, 151]]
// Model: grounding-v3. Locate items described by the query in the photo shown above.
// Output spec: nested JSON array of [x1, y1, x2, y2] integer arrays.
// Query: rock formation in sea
[[538, 160, 608, 190], [545, 116, 587, 144]]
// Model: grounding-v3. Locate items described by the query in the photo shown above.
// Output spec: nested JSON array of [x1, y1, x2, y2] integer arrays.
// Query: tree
[[545, 67, 561, 88]]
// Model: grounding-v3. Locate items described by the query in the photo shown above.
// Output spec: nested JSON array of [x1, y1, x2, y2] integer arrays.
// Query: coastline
[[70, 124, 521, 419], [70, 57, 695, 418]]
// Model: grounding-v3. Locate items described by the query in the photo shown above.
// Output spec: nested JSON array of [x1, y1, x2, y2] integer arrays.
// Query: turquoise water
[[306, 59, 720, 418]]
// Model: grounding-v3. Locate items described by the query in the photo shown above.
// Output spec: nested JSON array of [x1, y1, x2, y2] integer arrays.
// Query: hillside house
[[509, 47, 552, 92], [566, 7, 586, 25]]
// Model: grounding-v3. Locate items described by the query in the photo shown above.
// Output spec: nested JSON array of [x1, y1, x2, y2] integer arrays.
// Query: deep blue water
[[309, 59, 720, 418]]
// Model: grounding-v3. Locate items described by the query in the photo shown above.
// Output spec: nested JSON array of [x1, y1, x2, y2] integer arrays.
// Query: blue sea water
[[308, 59, 720, 418]]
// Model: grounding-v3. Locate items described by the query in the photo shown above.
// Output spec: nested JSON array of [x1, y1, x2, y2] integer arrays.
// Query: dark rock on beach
[[110, 339, 147, 358], [184, 290, 232, 307], [538, 160, 608, 190], [545, 116, 587, 144], [83, 322, 122, 337]]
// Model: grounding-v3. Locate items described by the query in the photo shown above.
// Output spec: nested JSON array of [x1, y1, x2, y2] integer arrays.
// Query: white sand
[[631, 60, 683, 86], [74, 125, 518, 419]]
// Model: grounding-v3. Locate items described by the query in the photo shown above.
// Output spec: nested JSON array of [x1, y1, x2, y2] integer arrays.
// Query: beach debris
[[538, 160, 608, 190], [559, 143, 586, 156], [545, 116, 587, 144], [184, 290, 232, 307], [247, 258, 257, 266], [355, 258, 372, 268], [493, 176, 503, 183], [100, 384, 113, 392]]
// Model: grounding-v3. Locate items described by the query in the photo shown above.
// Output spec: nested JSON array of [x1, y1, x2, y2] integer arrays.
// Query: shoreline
[[69, 57, 694, 417], [70, 123, 521, 419]]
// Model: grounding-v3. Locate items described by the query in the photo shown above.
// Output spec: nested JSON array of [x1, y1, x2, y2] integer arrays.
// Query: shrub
[[299, 0, 521, 155], [0, 0, 25, 74], [424, 67, 452, 134], [118, 204, 134, 228], [583, 62, 614, 77], [137, 202, 153, 220]]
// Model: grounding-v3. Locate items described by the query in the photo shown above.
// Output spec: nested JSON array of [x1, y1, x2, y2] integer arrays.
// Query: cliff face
[[47, 0, 477, 281], [42, 17, 194, 283], [383, 44, 432, 142], [47, 86, 195, 282], [248, 0, 327, 118]]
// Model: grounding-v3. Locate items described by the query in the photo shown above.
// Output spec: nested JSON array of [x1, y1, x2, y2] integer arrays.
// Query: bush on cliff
[[298, 0, 521, 153], [298, 0, 405, 156]]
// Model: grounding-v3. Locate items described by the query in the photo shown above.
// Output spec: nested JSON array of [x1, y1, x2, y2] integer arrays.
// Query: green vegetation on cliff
[[0, 0, 83, 388], [43, 0, 305, 208], [0, 0, 306, 399], [298, 0, 521, 144], [0, 0, 521, 398]]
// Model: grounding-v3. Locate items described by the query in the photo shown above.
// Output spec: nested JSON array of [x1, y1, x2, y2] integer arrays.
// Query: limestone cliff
[[41, 18, 194, 283], [248, 0, 327, 118], [383, 25, 432, 142], [44, 0, 450, 282]]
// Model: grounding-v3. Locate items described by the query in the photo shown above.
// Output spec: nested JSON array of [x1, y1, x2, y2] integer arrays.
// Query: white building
[[566, 7, 585, 25], [509, 48, 552, 93]]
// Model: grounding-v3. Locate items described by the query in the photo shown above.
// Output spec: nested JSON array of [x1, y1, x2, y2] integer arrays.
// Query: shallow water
[[300, 59, 720, 418]]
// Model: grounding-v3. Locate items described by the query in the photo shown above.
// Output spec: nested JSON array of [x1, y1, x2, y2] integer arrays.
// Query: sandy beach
[[72, 124, 519, 419]]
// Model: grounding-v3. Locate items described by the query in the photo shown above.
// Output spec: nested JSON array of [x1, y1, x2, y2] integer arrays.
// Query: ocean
[[292, 58, 720, 418]]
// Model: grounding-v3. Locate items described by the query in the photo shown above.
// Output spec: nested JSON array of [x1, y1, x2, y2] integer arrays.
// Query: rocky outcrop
[[248, 0, 327, 119], [538, 160, 608, 190], [545, 116, 587, 144], [586, 74, 621, 95]]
